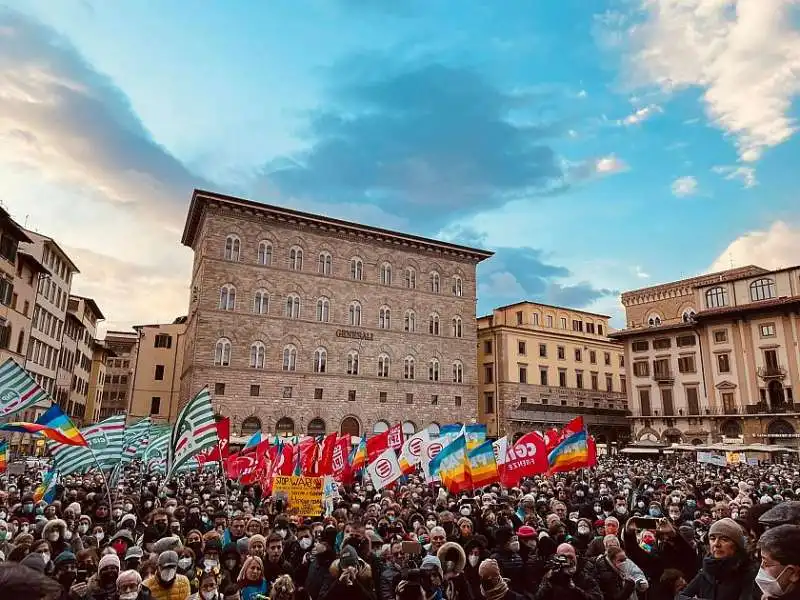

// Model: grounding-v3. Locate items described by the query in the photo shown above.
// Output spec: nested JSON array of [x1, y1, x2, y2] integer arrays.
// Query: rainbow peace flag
[[431, 435, 471, 493], [0, 404, 87, 446], [464, 423, 487, 450], [34, 469, 58, 503], [548, 429, 589, 473], [0, 440, 7, 473], [350, 437, 367, 472], [467, 439, 498, 488]]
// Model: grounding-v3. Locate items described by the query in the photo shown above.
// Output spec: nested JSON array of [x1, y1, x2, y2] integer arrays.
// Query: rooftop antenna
[[24, 214, 29, 228]]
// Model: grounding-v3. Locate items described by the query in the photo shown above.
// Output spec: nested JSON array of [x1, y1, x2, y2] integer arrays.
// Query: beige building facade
[[477, 302, 629, 445], [179, 189, 492, 440], [128, 319, 187, 423], [612, 265, 800, 446], [100, 331, 138, 420], [86, 342, 113, 423]]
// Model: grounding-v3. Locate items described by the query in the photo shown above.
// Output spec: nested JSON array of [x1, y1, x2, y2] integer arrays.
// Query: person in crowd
[[118, 569, 153, 600], [237, 555, 268, 600], [143, 550, 192, 600], [755, 524, 800, 600], [594, 546, 635, 600]]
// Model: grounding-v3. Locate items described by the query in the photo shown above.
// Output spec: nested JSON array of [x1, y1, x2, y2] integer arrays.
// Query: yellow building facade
[[477, 302, 630, 446]]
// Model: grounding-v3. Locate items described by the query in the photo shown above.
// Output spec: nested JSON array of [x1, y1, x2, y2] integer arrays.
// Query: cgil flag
[[48, 414, 126, 475], [0, 358, 51, 419], [120, 417, 151, 466], [0, 404, 87, 446], [166, 387, 218, 481]]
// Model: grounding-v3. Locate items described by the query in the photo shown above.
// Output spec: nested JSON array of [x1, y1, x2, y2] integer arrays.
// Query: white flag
[[421, 437, 447, 483], [367, 448, 402, 490], [399, 428, 430, 470], [492, 436, 508, 466]]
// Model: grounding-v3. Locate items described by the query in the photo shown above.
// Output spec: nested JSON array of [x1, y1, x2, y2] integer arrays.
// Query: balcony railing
[[653, 369, 675, 383], [745, 402, 797, 414], [757, 365, 787, 380]]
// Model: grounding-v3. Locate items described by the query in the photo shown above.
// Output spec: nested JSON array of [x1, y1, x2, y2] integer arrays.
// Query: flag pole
[[88, 445, 114, 510], [218, 439, 230, 508]]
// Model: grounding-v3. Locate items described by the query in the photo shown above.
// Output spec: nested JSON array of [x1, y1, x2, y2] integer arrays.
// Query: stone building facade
[[477, 302, 629, 447], [100, 331, 138, 419], [179, 189, 492, 440], [612, 264, 800, 447]]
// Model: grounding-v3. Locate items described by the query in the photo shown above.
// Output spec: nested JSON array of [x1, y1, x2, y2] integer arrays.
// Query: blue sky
[[1, 0, 798, 330]]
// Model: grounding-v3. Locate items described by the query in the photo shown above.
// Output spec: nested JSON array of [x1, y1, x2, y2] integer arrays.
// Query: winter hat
[[98, 552, 121, 572], [248, 534, 266, 551], [54, 551, 77, 567], [517, 525, 536, 539], [67, 502, 82, 516], [457, 517, 473, 529], [21, 552, 47, 573], [153, 536, 183, 555], [118, 570, 142, 586], [709, 518, 745, 550], [421, 555, 443, 578], [236, 537, 250, 555], [158, 550, 179, 568], [125, 546, 144, 561], [478, 558, 501, 579]]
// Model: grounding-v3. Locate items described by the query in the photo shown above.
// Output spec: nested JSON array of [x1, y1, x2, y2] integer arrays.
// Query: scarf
[[481, 578, 509, 600]]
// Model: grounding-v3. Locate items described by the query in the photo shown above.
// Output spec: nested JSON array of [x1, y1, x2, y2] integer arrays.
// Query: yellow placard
[[272, 475, 324, 516]]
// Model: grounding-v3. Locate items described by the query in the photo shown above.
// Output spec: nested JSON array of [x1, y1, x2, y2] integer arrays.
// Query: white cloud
[[478, 271, 527, 299], [594, 154, 629, 175], [577, 89, 588, 98], [671, 175, 699, 197], [625, 0, 800, 162], [712, 165, 758, 188], [619, 103, 662, 126], [634, 265, 650, 279], [711, 221, 800, 271]]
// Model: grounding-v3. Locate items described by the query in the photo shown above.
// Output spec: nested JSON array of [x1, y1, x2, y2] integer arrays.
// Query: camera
[[547, 554, 572, 573]]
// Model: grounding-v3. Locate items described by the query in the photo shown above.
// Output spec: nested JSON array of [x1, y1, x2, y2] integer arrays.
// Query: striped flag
[[48, 414, 125, 475], [120, 417, 151, 465], [34, 469, 58, 503], [166, 388, 217, 481], [143, 426, 171, 472], [0, 358, 51, 419]]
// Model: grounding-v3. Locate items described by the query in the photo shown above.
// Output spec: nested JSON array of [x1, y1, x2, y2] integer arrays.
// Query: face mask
[[58, 571, 77, 586], [276, 529, 287, 539], [648, 508, 662, 517], [201, 590, 218, 600], [160, 567, 177, 582], [460, 507, 471, 516], [95, 532, 105, 542], [112, 509, 123, 519], [204, 559, 219, 569], [637, 502, 645, 509], [509, 541, 520, 553], [616, 507, 626, 515], [41, 552, 51, 564], [300, 538, 312, 550], [468, 555, 480, 567], [79, 524, 89, 534], [166, 506, 176, 515], [24, 503, 33, 512], [427, 520, 437, 529], [64, 530, 73, 541], [178, 558, 193, 570], [578, 526, 591, 536], [120, 593, 139, 600], [48, 531, 60, 542], [594, 506, 602, 514], [144, 501, 153, 509], [123, 503, 133, 512], [756, 567, 788, 597]]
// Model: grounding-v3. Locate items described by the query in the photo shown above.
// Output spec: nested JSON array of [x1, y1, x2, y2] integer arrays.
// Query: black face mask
[[99, 570, 119, 587], [58, 571, 77, 587]]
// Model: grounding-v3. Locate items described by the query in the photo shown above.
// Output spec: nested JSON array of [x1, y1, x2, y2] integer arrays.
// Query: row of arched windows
[[213, 338, 465, 382], [223, 234, 465, 296], [218, 286, 464, 337], [238, 415, 443, 439], [705, 278, 777, 309]]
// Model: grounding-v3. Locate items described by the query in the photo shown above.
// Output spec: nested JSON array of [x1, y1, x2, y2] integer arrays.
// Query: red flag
[[386, 424, 404, 451], [299, 437, 319, 476], [276, 443, 295, 476], [367, 430, 389, 462], [319, 433, 338, 476], [196, 418, 230, 465], [544, 428, 560, 452], [225, 451, 259, 480], [331, 436, 352, 482], [500, 432, 548, 487], [561, 416, 584, 439], [587, 435, 598, 467]]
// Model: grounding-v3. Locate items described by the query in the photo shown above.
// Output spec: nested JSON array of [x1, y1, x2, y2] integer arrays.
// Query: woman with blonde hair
[[237, 555, 268, 600]]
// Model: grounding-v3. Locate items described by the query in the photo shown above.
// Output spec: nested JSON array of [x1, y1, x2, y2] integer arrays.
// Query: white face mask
[[427, 520, 437, 529], [509, 541, 520, 553], [201, 590, 218, 600], [756, 567, 788, 598], [276, 529, 287, 539], [160, 567, 177, 582], [299, 538, 312, 550], [120, 592, 139, 600], [578, 527, 591, 536], [204, 559, 219, 569], [95, 532, 105, 542], [79, 524, 89, 534], [468, 555, 479, 567], [178, 558, 193, 570], [64, 530, 73, 541]]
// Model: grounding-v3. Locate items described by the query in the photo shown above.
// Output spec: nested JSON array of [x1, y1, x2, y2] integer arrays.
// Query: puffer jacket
[[678, 555, 759, 600], [143, 573, 193, 600]]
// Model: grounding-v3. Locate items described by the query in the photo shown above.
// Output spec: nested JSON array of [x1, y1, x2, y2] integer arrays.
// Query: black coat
[[678, 555, 759, 600], [594, 557, 635, 600], [489, 549, 525, 595]]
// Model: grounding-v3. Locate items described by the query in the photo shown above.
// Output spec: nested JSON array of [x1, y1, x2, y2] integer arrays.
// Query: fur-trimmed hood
[[42, 518, 67, 538], [437, 541, 466, 574], [329, 558, 372, 583]]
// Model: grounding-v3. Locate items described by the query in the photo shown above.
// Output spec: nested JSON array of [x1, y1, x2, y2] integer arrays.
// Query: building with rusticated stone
[[179, 189, 493, 441], [611, 265, 800, 448], [477, 302, 630, 448]]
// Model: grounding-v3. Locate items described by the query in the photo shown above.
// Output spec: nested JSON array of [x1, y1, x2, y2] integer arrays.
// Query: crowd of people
[[2, 457, 800, 600]]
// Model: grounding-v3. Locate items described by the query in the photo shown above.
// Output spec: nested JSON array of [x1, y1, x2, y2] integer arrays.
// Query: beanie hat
[[236, 537, 250, 555], [158, 550, 179, 568], [709, 517, 745, 550], [21, 552, 47, 573], [248, 534, 266, 551], [125, 546, 144, 561], [457, 517, 472, 529], [54, 550, 77, 567], [153, 536, 183, 555], [67, 502, 82, 516], [478, 558, 501, 579], [98, 553, 121, 572], [421, 555, 443, 578], [517, 525, 536, 538]]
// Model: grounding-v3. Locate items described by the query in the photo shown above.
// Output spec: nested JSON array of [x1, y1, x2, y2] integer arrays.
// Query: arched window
[[340, 416, 360, 437], [219, 284, 236, 311], [285, 294, 300, 319], [214, 338, 231, 366], [313, 347, 327, 373], [276, 417, 295, 437], [318, 252, 332, 275], [706, 286, 727, 308], [380, 262, 392, 285], [347, 351, 359, 375], [350, 257, 363, 280], [289, 246, 303, 271], [316, 297, 330, 322], [721, 419, 743, 438], [240, 416, 261, 437], [750, 278, 776, 301], [682, 309, 696, 323], [404, 310, 416, 333], [405, 267, 416, 289], [253, 289, 269, 315], [379, 306, 391, 329], [452, 360, 463, 383], [429, 313, 440, 335], [257, 241, 272, 266], [452, 316, 463, 338], [402, 421, 416, 436], [373, 421, 390, 434], [282, 344, 297, 371], [404, 356, 415, 380], [428, 422, 441, 437], [647, 315, 662, 327], [307, 418, 326, 436], [429, 358, 440, 381], [430, 271, 440, 293], [249, 342, 266, 369], [224, 235, 240, 261], [452, 276, 463, 297], [377, 353, 390, 378], [348, 301, 362, 326]]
